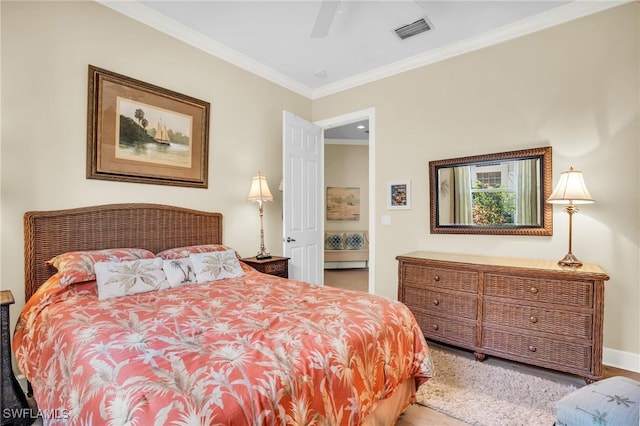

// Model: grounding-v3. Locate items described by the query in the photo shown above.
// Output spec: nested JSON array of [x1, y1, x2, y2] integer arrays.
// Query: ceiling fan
[[310, 1, 341, 38], [309, 0, 431, 39]]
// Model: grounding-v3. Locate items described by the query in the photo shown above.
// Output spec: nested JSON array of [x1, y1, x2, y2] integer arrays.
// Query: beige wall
[[2, 1, 638, 364], [314, 3, 640, 358], [1, 1, 310, 313], [324, 143, 369, 231]]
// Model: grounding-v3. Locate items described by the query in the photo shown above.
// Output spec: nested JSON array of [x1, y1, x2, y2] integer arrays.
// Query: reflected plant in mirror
[[429, 147, 552, 236]]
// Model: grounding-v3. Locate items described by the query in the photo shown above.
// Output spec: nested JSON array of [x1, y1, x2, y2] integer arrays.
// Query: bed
[[13, 203, 434, 425]]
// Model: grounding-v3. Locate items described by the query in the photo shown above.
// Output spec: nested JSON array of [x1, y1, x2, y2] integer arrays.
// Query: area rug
[[415, 347, 579, 426]]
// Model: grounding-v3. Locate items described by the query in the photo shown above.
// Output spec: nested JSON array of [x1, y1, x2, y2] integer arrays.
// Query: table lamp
[[247, 172, 273, 259], [547, 167, 594, 267]]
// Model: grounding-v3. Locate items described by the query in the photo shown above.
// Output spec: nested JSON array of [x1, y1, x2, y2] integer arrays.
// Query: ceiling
[[102, 1, 624, 99], [325, 119, 370, 140]]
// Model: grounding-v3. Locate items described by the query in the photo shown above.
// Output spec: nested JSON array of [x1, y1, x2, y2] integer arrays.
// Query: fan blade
[[414, 1, 430, 12], [310, 1, 340, 38]]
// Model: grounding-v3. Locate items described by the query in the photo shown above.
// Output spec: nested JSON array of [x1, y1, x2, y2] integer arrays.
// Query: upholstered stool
[[556, 376, 639, 425]]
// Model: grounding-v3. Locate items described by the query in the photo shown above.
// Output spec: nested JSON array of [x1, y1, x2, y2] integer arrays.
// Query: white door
[[282, 111, 323, 285]]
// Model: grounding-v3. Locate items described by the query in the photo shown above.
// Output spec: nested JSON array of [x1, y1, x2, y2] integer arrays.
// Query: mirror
[[429, 147, 552, 236]]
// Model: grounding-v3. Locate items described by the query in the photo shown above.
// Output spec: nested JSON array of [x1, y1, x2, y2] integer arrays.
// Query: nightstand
[[242, 256, 290, 278], [1, 290, 32, 425]]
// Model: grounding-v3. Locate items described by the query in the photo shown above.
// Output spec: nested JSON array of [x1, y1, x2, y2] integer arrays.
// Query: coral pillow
[[156, 244, 233, 260], [190, 250, 244, 282], [95, 258, 169, 300], [48, 248, 155, 286]]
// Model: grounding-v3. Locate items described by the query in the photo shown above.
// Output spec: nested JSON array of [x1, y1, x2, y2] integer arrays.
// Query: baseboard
[[603, 347, 640, 373]]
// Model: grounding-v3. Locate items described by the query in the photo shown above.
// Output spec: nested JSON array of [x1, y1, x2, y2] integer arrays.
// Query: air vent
[[394, 17, 432, 40]]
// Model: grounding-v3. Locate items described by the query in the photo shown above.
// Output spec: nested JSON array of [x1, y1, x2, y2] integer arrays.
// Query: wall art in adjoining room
[[326, 186, 360, 221]]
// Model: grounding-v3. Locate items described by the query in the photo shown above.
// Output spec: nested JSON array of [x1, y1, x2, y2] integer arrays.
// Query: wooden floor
[[324, 267, 369, 292], [323, 267, 640, 425]]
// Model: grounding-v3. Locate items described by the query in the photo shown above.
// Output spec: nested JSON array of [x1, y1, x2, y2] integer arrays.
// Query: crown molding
[[98, 0, 628, 101], [325, 138, 369, 146], [309, 0, 629, 99], [97, 0, 313, 98]]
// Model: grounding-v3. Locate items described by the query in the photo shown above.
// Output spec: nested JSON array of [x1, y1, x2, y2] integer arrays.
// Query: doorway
[[315, 108, 375, 294]]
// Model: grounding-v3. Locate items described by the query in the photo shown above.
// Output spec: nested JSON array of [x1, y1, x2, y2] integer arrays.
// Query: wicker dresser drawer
[[483, 301, 593, 339], [397, 251, 609, 381], [402, 264, 478, 293], [413, 311, 476, 347], [484, 274, 594, 308], [482, 328, 592, 372], [403, 286, 477, 320]]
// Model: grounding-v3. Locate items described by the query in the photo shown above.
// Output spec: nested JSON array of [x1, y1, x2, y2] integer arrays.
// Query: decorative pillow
[[156, 244, 234, 260], [325, 232, 344, 250], [162, 258, 196, 288], [189, 250, 244, 282], [48, 248, 156, 286], [95, 257, 169, 300], [556, 376, 640, 426], [345, 232, 366, 250]]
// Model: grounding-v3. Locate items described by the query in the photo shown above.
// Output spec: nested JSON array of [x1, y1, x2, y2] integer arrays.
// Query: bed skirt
[[362, 377, 416, 425]]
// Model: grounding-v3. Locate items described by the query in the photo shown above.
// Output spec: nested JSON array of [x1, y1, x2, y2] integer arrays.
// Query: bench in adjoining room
[[324, 231, 369, 269]]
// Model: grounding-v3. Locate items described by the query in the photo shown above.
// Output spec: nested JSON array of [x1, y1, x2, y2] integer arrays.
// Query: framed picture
[[388, 180, 411, 210], [326, 187, 360, 221], [87, 65, 210, 187]]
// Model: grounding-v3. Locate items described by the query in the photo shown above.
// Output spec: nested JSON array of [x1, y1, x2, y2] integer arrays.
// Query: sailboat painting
[[116, 98, 192, 168], [154, 119, 170, 145], [88, 65, 209, 188]]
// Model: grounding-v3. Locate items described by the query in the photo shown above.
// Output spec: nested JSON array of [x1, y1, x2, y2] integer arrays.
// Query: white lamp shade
[[247, 173, 273, 202], [547, 167, 594, 205]]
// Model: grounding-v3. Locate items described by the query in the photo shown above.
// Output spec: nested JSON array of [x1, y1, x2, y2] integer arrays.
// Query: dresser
[[397, 251, 610, 382]]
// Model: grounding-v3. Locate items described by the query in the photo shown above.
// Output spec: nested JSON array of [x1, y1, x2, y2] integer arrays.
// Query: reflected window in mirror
[[430, 147, 552, 236]]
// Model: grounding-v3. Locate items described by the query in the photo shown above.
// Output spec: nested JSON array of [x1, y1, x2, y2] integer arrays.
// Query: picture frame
[[87, 65, 210, 188], [387, 180, 411, 210], [326, 186, 360, 221]]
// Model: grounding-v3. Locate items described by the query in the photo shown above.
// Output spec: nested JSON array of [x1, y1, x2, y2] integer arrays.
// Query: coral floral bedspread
[[14, 266, 434, 425]]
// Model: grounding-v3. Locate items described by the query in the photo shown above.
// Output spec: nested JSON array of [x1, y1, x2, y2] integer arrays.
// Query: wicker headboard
[[24, 203, 223, 300]]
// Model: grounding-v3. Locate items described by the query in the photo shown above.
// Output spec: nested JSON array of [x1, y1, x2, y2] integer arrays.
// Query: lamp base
[[558, 252, 583, 268], [256, 251, 272, 260]]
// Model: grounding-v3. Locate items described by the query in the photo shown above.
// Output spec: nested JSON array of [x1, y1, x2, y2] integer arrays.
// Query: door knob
[[286, 237, 296, 242]]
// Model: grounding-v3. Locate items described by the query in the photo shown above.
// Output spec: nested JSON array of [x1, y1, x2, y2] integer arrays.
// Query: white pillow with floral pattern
[[189, 250, 244, 282], [95, 257, 170, 300]]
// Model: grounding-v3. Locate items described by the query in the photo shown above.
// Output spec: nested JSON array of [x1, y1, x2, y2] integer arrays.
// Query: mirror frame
[[429, 146, 553, 236]]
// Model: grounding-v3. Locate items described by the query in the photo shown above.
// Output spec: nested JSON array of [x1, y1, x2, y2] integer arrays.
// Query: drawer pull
[[433, 299, 440, 306], [434, 275, 440, 282], [432, 324, 439, 331], [530, 287, 539, 294], [528, 345, 537, 352], [529, 316, 538, 323]]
